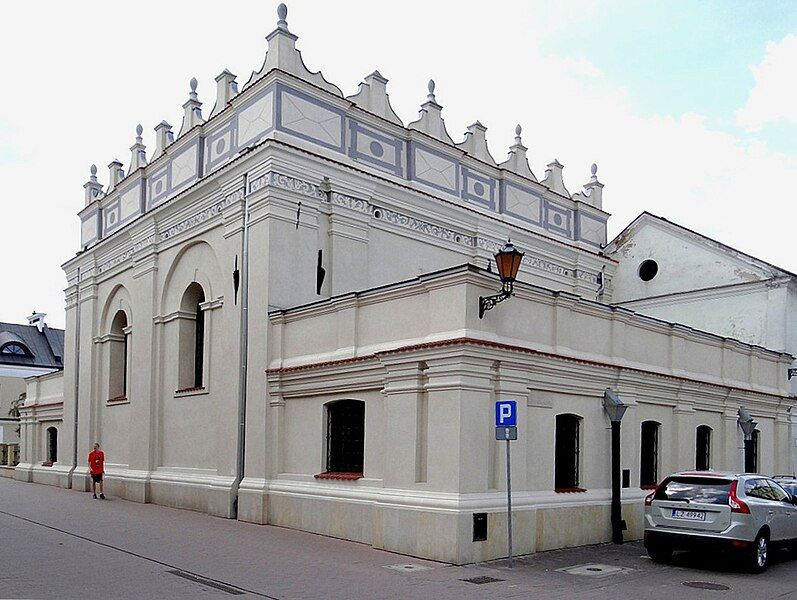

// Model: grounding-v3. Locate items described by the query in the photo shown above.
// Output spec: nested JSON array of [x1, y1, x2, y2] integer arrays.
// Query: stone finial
[[210, 69, 238, 118], [573, 162, 604, 209], [128, 124, 148, 172], [154, 121, 174, 157], [345, 70, 403, 125], [408, 78, 454, 143], [83, 164, 104, 205], [277, 3, 289, 30], [178, 77, 204, 137], [107, 159, 124, 191], [427, 79, 436, 103], [456, 121, 497, 166], [541, 159, 570, 196], [499, 124, 536, 181], [245, 2, 342, 96]]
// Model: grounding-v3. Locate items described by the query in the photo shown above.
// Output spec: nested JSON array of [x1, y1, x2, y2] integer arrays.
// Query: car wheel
[[647, 542, 673, 563], [749, 533, 769, 573]]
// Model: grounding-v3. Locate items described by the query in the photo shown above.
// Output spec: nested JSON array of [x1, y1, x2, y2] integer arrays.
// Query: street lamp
[[603, 388, 627, 544], [479, 240, 525, 319], [738, 407, 757, 472]]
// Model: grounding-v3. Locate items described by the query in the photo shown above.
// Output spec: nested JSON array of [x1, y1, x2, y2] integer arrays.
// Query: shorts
[[91, 473, 103, 483]]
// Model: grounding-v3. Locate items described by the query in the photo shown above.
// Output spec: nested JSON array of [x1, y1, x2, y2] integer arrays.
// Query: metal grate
[[683, 581, 731, 591], [167, 570, 245, 595], [461, 576, 504, 584]]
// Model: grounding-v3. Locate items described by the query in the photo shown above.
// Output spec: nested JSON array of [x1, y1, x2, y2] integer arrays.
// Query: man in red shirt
[[88, 443, 106, 500]]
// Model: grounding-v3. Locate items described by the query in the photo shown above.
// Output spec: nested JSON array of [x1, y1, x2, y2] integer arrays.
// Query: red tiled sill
[[175, 387, 206, 394], [641, 484, 658, 490], [314, 472, 363, 481], [107, 396, 127, 403], [41, 461, 53, 467], [554, 487, 587, 493]]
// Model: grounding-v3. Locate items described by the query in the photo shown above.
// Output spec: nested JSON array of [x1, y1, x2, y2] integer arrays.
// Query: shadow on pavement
[[665, 546, 797, 573]]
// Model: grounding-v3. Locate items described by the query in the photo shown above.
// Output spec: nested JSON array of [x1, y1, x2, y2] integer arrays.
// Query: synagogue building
[[16, 5, 795, 564]]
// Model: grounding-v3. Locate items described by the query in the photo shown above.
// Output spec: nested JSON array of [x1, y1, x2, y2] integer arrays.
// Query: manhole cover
[[385, 564, 432, 573], [557, 563, 632, 577], [461, 576, 504, 584], [683, 581, 730, 591]]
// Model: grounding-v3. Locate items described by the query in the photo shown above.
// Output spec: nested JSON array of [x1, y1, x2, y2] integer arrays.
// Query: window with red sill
[[316, 400, 364, 479]]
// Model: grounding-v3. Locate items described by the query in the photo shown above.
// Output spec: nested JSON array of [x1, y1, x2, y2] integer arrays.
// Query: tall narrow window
[[696, 425, 712, 471], [194, 292, 205, 388], [109, 310, 129, 401], [745, 429, 759, 473], [326, 400, 365, 474], [46, 427, 57, 464], [555, 414, 581, 490], [178, 283, 206, 391], [640, 421, 660, 487]]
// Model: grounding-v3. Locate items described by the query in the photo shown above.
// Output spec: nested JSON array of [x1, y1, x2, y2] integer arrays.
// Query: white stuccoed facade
[[16, 5, 796, 563]]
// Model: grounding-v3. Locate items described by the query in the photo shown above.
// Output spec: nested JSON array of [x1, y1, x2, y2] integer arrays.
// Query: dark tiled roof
[[0, 322, 65, 370]]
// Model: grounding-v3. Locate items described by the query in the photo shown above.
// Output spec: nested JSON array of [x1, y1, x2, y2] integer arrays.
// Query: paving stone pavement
[[2, 476, 797, 599]]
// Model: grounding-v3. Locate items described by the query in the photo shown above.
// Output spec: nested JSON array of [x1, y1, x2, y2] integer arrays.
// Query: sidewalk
[[2, 477, 797, 599]]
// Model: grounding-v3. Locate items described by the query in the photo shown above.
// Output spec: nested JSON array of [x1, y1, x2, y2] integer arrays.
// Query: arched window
[[46, 427, 58, 464], [1, 342, 30, 356], [696, 425, 712, 471], [326, 400, 365, 474], [555, 414, 581, 490], [744, 429, 760, 473], [640, 421, 660, 487], [178, 283, 206, 390], [109, 311, 129, 401]]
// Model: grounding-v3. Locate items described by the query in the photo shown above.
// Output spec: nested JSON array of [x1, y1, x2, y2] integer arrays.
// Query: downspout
[[70, 265, 81, 487], [231, 174, 250, 518]]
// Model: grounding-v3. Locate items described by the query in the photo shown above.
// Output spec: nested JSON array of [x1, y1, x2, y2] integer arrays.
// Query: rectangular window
[[555, 414, 580, 489]]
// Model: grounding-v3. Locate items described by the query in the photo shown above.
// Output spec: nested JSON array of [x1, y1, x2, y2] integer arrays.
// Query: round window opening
[[638, 259, 659, 282]]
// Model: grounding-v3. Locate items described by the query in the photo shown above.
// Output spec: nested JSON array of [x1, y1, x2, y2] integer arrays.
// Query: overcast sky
[[2, 1, 796, 328]]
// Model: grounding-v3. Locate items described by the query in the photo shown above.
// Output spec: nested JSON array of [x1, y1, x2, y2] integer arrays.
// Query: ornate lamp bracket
[[479, 282, 514, 319]]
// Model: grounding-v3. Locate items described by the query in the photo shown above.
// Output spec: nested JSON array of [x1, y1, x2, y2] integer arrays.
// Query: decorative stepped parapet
[[571, 163, 604, 210], [408, 80, 454, 144], [178, 78, 204, 137], [211, 69, 238, 118], [78, 3, 608, 254], [541, 159, 569, 196], [128, 125, 147, 172], [347, 71, 403, 126], [499, 125, 536, 181], [456, 121, 496, 166], [246, 3, 342, 96]]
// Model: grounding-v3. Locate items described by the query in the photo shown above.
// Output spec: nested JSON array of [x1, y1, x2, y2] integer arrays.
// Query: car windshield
[[776, 481, 797, 496], [654, 477, 732, 504]]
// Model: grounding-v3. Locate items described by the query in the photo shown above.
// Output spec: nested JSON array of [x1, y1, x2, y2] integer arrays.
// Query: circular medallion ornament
[[216, 138, 226, 154], [554, 213, 563, 226], [369, 141, 384, 157], [473, 182, 485, 196]]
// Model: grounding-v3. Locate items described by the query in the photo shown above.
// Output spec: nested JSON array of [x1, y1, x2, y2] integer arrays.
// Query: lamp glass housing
[[494, 241, 524, 284]]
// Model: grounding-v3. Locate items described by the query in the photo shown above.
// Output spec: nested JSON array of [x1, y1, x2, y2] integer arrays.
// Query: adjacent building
[[0, 313, 63, 446], [16, 5, 796, 563]]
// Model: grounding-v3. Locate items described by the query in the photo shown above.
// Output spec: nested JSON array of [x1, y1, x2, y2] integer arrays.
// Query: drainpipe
[[70, 266, 81, 487], [231, 175, 250, 519]]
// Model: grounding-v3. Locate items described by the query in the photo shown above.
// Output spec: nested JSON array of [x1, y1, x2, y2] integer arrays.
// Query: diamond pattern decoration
[[281, 92, 341, 147], [238, 93, 274, 147], [414, 148, 456, 191]]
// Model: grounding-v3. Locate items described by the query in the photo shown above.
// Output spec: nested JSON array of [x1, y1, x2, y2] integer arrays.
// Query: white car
[[644, 471, 797, 572]]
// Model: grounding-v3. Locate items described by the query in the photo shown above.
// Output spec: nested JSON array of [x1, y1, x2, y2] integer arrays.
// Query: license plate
[[671, 509, 706, 521]]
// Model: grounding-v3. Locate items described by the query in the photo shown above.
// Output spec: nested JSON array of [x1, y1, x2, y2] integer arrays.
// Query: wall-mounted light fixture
[[479, 240, 524, 319]]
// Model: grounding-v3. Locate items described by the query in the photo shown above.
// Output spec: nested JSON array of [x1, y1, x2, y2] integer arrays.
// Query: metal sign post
[[495, 401, 517, 568]]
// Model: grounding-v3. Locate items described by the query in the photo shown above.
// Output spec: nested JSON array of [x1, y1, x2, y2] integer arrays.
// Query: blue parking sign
[[495, 400, 517, 427]]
